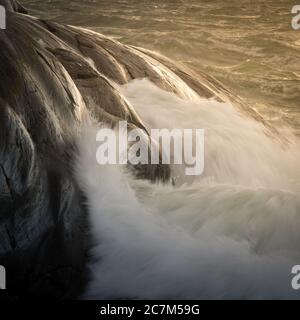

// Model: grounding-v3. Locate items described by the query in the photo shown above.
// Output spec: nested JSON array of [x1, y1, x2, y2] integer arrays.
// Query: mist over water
[[76, 79, 300, 299]]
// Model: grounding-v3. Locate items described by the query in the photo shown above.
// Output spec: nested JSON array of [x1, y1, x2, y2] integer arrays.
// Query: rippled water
[[23, 0, 300, 134]]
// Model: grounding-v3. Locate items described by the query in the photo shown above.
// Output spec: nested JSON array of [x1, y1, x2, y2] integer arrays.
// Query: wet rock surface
[[0, 0, 247, 298]]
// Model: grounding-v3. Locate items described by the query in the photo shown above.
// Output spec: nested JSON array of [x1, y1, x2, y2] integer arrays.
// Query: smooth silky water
[[22, 0, 300, 298]]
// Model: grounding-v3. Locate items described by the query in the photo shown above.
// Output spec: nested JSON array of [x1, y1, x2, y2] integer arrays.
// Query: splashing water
[[76, 79, 300, 299]]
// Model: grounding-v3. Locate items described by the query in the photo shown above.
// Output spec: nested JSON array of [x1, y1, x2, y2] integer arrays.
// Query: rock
[[0, 0, 27, 13], [0, 0, 263, 299]]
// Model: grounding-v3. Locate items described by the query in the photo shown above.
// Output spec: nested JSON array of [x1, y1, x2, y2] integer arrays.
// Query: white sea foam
[[77, 79, 300, 299]]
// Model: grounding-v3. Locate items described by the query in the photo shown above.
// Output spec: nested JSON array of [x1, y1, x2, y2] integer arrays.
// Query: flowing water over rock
[[0, 0, 299, 299], [23, 0, 300, 135]]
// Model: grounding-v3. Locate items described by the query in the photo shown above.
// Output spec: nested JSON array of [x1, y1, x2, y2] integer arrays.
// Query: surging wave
[[76, 79, 300, 299]]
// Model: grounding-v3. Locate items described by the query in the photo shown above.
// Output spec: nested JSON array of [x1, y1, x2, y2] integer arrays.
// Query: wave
[[76, 79, 300, 299]]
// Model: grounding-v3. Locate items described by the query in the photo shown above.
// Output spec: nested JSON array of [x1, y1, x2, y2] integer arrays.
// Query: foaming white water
[[77, 79, 300, 299], [120, 79, 300, 190]]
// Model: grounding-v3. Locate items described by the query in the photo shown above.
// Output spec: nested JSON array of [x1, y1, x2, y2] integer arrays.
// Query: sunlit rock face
[[0, 0, 246, 299]]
